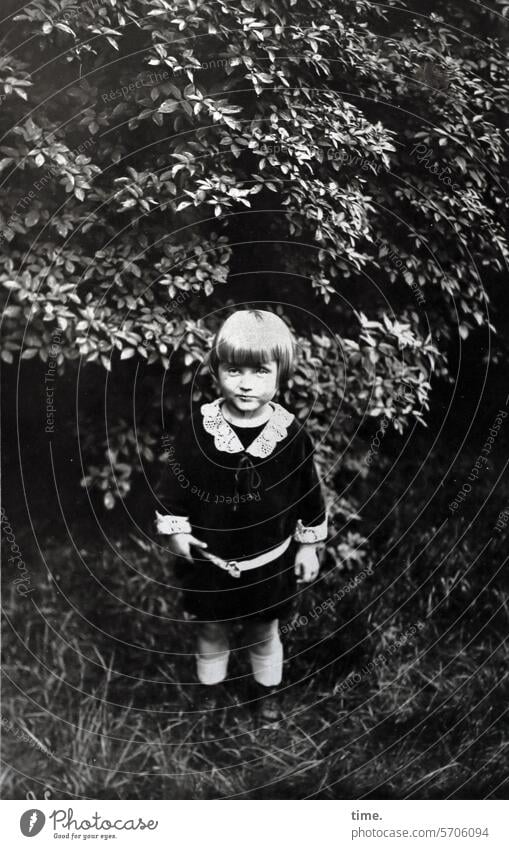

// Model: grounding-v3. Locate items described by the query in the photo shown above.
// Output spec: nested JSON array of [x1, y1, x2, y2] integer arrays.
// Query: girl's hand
[[294, 544, 320, 583], [167, 533, 208, 562]]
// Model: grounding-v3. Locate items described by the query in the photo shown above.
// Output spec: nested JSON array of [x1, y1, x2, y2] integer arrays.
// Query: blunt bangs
[[209, 310, 295, 384]]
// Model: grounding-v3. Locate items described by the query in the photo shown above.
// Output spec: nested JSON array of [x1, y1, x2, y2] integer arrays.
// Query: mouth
[[236, 395, 256, 401]]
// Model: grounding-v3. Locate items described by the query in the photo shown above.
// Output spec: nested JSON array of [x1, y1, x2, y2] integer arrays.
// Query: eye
[[257, 367, 269, 374], [227, 367, 239, 374]]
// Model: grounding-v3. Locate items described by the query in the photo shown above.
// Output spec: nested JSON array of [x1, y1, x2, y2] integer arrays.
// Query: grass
[[2, 441, 508, 799]]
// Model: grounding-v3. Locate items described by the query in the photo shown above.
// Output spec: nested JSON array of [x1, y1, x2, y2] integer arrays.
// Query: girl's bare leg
[[195, 621, 230, 685], [246, 618, 283, 686]]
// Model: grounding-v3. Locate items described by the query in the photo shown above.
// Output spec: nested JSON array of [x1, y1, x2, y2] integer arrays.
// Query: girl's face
[[217, 360, 279, 417]]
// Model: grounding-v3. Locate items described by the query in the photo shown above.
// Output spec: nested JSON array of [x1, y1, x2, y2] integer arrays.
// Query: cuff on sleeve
[[293, 515, 328, 544], [155, 511, 192, 535]]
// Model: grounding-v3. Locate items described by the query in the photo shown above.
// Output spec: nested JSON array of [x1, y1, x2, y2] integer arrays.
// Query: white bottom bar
[[1, 800, 507, 848]]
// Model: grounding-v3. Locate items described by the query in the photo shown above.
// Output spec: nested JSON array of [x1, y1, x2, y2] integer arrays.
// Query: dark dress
[[156, 398, 327, 623]]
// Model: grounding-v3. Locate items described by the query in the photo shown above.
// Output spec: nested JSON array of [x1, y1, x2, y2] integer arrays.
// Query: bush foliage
[[1, 0, 508, 543]]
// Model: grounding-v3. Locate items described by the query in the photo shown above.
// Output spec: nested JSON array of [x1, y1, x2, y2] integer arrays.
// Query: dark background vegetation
[[1, 0, 509, 798]]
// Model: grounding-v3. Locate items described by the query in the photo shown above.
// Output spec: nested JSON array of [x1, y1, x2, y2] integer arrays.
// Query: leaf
[[56, 23, 75, 36], [104, 491, 115, 509], [25, 210, 39, 226], [158, 99, 180, 113]]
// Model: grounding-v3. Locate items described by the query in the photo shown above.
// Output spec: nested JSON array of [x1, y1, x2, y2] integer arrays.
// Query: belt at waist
[[199, 536, 292, 578]]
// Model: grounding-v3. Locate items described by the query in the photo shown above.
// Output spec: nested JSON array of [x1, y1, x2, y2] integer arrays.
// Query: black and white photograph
[[1, 0, 508, 825]]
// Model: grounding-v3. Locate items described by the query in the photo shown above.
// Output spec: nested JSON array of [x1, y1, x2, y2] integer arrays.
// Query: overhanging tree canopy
[[1, 0, 508, 540]]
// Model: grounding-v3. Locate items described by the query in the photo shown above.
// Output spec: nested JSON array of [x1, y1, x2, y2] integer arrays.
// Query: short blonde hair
[[208, 310, 296, 385]]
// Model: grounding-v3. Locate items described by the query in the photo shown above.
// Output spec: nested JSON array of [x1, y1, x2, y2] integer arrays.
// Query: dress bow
[[233, 453, 262, 510]]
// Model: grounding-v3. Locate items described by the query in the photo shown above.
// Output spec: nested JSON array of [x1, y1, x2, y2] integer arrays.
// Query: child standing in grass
[[156, 310, 327, 718]]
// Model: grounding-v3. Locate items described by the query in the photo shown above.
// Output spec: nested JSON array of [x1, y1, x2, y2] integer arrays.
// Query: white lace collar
[[200, 398, 294, 457]]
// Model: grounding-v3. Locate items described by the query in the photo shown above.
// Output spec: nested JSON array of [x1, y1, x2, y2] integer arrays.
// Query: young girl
[[156, 310, 327, 716]]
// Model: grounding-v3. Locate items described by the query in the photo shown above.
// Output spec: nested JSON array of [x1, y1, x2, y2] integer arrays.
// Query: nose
[[239, 373, 254, 391]]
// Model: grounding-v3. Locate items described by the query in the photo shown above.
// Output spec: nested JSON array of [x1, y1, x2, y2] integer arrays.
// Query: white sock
[[195, 650, 230, 685], [249, 637, 283, 686]]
